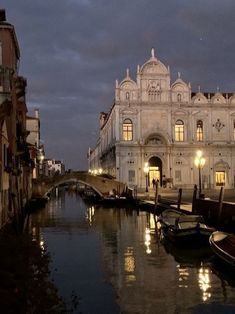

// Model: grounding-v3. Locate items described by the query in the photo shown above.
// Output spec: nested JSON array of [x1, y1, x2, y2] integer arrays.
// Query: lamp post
[[144, 162, 149, 192], [194, 150, 206, 198]]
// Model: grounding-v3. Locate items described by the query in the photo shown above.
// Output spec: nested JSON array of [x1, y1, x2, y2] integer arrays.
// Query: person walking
[[152, 178, 156, 188]]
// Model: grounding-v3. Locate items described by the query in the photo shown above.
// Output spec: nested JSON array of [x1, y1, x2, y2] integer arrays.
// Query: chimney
[[34, 108, 39, 119], [0, 9, 6, 22]]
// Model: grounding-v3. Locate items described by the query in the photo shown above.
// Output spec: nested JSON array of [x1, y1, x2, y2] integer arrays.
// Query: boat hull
[[162, 226, 213, 245], [159, 209, 214, 246], [209, 231, 235, 267]]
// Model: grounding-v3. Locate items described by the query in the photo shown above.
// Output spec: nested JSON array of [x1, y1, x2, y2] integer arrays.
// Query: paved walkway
[[136, 187, 235, 212]]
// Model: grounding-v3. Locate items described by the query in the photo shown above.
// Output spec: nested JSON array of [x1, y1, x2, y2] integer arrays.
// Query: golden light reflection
[[86, 206, 95, 225], [178, 265, 189, 288], [124, 247, 136, 284], [155, 215, 162, 231], [149, 214, 156, 230], [40, 240, 45, 250], [145, 227, 152, 254], [198, 266, 211, 301]]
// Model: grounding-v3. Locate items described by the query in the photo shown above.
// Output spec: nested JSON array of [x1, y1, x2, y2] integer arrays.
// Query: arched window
[[123, 119, 133, 141], [148, 87, 156, 101], [177, 93, 181, 102], [126, 92, 130, 100], [196, 120, 203, 141], [175, 120, 184, 142]]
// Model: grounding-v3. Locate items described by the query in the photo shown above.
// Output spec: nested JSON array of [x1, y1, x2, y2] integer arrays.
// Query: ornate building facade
[[88, 49, 235, 190]]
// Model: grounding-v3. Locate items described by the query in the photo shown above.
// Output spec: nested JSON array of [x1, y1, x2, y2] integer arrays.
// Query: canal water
[[30, 189, 235, 314]]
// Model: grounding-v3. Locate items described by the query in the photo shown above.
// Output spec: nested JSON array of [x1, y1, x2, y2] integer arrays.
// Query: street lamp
[[194, 150, 206, 198], [144, 162, 149, 192]]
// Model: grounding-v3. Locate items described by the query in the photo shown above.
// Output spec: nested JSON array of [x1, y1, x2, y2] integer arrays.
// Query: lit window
[[215, 171, 225, 186], [123, 119, 133, 141], [196, 120, 203, 141], [175, 120, 184, 142]]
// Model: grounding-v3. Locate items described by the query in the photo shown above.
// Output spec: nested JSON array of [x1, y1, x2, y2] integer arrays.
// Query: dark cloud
[[1, 0, 235, 169]]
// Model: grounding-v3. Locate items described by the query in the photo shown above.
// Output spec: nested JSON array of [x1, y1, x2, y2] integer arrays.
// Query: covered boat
[[209, 231, 235, 267], [159, 209, 215, 245]]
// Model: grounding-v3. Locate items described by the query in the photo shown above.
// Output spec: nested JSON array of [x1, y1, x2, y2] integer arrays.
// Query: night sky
[[1, 0, 235, 170]]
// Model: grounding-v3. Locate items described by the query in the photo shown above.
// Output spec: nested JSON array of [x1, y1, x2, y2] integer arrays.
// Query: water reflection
[[28, 190, 235, 314], [198, 266, 211, 301], [145, 228, 152, 254], [124, 247, 136, 284], [177, 265, 189, 288], [86, 205, 95, 225]]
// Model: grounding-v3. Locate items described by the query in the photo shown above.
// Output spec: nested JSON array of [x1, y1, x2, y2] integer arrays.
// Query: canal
[[29, 189, 235, 314]]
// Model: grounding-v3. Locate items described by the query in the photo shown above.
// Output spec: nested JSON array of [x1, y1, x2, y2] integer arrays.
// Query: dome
[[140, 48, 169, 76], [171, 73, 189, 92], [119, 68, 137, 89]]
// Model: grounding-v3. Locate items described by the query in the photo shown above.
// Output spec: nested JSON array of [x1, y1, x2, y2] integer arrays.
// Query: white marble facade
[[88, 49, 235, 190]]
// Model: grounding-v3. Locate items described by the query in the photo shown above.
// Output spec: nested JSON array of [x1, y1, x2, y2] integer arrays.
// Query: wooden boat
[[209, 231, 235, 267], [159, 209, 215, 245]]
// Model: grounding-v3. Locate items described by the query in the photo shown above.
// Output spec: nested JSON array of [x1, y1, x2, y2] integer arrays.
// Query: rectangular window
[[175, 170, 181, 182], [128, 170, 135, 182], [123, 123, 133, 141], [215, 171, 225, 186], [175, 125, 184, 142]]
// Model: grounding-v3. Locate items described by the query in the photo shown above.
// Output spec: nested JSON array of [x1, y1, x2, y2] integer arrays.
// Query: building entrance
[[215, 171, 225, 186], [148, 156, 162, 186]]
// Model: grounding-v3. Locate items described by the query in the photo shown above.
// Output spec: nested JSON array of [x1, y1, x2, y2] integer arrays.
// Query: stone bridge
[[32, 171, 127, 198]]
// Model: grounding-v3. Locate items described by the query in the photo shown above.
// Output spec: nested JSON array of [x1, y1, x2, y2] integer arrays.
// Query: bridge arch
[[32, 172, 127, 199]]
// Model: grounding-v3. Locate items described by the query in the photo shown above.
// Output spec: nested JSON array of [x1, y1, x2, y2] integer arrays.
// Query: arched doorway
[[148, 156, 162, 186]]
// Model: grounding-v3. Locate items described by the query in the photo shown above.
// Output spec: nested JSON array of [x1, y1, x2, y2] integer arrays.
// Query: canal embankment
[[137, 186, 235, 231]]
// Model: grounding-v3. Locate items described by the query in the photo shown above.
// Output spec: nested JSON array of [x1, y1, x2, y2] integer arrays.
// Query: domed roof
[[140, 48, 169, 76], [171, 72, 189, 91], [119, 68, 137, 89]]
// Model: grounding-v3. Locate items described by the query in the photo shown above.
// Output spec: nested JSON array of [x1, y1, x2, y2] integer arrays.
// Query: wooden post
[[217, 187, 224, 225], [192, 184, 197, 214], [154, 181, 159, 214], [177, 188, 182, 210]]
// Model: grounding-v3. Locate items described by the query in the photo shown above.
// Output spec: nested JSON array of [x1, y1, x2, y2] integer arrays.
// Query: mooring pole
[[154, 181, 159, 214], [192, 184, 197, 214], [177, 188, 182, 210], [217, 186, 224, 225]]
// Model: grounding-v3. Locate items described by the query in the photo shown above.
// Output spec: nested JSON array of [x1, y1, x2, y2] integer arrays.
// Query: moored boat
[[159, 209, 215, 245], [209, 231, 235, 267]]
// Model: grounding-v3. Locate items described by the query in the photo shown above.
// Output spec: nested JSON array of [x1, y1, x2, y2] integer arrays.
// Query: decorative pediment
[[192, 92, 208, 104], [214, 159, 229, 170], [211, 93, 226, 104], [145, 133, 168, 145]]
